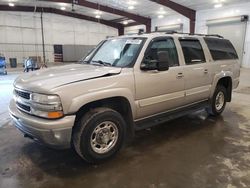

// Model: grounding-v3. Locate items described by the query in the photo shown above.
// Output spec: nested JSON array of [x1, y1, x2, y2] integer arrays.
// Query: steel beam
[[150, 0, 196, 33], [45, 0, 151, 32]]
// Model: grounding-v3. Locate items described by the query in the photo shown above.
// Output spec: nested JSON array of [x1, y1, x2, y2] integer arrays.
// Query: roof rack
[[164, 30, 224, 38], [135, 30, 224, 39]]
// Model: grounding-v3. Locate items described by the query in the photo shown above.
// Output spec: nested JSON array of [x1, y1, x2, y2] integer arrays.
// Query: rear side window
[[204, 38, 238, 61], [179, 39, 206, 65]]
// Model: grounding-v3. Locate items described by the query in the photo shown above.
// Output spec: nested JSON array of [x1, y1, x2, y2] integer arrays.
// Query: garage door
[[207, 16, 248, 65]]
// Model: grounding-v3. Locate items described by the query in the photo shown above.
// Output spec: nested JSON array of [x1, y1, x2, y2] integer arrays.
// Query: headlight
[[30, 93, 64, 119], [31, 93, 61, 104]]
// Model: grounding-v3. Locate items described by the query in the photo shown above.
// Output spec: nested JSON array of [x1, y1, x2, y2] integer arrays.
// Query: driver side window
[[143, 38, 179, 68]]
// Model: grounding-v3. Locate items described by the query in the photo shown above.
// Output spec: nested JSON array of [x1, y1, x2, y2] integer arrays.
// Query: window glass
[[179, 39, 206, 65], [86, 38, 144, 67], [204, 38, 238, 60], [144, 38, 179, 67]]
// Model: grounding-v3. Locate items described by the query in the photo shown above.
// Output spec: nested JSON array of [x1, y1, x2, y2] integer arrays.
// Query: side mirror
[[157, 51, 169, 71], [141, 59, 158, 70]]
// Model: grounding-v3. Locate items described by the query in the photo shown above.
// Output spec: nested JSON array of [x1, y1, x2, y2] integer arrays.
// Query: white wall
[[0, 11, 118, 64], [196, 2, 250, 68], [124, 25, 146, 34], [124, 15, 190, 35], [151, 14, 190, 33]]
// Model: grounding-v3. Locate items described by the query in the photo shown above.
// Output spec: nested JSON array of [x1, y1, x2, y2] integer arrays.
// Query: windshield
[[80, 40, 106, 63], [86, 38, 145, 67]]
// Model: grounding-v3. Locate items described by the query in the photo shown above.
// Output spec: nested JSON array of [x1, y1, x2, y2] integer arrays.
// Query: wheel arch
[[73, 96, 135, 140], [211, 74, 233, 102]]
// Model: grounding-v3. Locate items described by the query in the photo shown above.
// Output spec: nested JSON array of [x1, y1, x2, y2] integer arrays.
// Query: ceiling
[[86, 0, 250, 18], [0, 0, 249, 23]]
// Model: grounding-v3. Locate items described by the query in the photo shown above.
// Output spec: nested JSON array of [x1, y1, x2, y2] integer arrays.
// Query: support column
[[190, 19, 196, 34], [146, 20, 151, 33], [40, 10, 46, 66], [118, 25, 124, 36]]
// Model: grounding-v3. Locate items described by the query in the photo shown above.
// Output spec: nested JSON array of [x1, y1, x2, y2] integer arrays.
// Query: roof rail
[[154, 30, 224, 39], [135, 30, 224, 39], [204, 34, 224, 38]]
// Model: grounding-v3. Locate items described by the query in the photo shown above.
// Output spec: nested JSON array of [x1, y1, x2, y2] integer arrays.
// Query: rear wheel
[[206, 85, 227, 116], [73, 107, 126, 163]]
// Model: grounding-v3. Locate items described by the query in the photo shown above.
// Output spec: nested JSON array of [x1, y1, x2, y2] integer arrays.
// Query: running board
[[134, 101, 209, 131]]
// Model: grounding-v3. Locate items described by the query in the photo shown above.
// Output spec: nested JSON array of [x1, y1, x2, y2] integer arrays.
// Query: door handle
[[204, 69, 208, 74], [176, 73, 184, 79]]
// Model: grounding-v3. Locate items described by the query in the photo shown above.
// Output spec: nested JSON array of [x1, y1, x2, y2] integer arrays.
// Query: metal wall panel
[[62, 45, 95, 62]]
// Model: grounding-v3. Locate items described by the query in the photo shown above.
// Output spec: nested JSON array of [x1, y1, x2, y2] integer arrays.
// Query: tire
[[206, 85, 227, 116], [72, 107, 126, 163]]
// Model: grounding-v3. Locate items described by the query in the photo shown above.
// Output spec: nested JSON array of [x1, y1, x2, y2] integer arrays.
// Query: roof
[[114, 31, 224, 40]]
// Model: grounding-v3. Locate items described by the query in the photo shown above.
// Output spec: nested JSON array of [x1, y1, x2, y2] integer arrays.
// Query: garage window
[[179, 39, 206, 65], [204, 38, 238, 60]]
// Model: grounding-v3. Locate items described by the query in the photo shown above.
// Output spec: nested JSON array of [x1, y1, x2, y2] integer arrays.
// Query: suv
[[9, 32, 240, 163]]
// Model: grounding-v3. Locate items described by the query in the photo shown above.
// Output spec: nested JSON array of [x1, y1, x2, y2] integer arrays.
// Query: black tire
[[72, 107, 126, 163], [206, 85, 227, 116]]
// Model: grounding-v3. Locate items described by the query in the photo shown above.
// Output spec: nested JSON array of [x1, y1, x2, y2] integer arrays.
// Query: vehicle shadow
[[20, 110, 230, 179]]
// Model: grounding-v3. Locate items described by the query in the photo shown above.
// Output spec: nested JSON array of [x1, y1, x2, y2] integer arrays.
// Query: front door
[[134, 37, 185, 120]]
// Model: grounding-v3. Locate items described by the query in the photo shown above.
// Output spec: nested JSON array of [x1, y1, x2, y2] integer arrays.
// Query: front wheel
[[206, 85, 227, 116], [72, 107, 126, 163]]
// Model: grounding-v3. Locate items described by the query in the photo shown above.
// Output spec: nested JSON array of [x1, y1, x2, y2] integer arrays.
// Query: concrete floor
[[0, 69, 250, 188]]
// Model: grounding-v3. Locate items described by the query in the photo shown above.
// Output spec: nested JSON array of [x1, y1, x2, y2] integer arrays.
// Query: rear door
[[179, 38, 213, 104]]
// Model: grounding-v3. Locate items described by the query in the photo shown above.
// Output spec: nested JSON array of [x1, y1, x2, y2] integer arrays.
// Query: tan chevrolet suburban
[[9, 32, 240, 163]]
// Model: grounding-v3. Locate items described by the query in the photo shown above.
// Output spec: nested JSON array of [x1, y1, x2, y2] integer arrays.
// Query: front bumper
[[9, 99, 76, 149]]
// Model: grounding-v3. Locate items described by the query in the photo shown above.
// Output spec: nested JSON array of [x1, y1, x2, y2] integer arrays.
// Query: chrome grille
[[14, 88, 31, 113], [15, 89, 30, 100], [16, 102, 31, 112]]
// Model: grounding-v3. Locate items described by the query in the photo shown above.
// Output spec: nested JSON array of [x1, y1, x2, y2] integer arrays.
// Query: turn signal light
[[47, 111, 63, 119]]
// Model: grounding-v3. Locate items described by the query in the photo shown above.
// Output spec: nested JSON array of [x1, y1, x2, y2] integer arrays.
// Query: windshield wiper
[[78, 59, 88, 64], [91, 60, 112, 67]]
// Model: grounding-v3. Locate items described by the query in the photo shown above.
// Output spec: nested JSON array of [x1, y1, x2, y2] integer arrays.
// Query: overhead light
[[157, 10, 166, 15], [214, 0, 225, 3], [128, 6, 135, 10], [214, 3, 223, 8], [127, 1, 137, 5], [60, 7, 66, 10], [95, 15, 101, 19], [123, 21, 128, 25], [158, 15, 164, 19], [8, 3, 15, 7]]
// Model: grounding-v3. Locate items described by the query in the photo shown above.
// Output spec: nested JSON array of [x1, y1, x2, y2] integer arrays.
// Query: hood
[[14, 64, 121, 92]]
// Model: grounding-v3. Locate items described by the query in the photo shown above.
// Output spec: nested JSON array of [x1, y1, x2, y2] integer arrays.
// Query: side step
[[134, 101, 209, 131]]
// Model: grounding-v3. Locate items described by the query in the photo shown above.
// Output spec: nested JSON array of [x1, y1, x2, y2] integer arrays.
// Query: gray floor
[[0, 69, 250, 188]]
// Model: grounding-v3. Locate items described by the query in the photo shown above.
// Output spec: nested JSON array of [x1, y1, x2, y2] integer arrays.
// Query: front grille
[[17, 102, 31, 112], [15, 89, 30, 100]]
